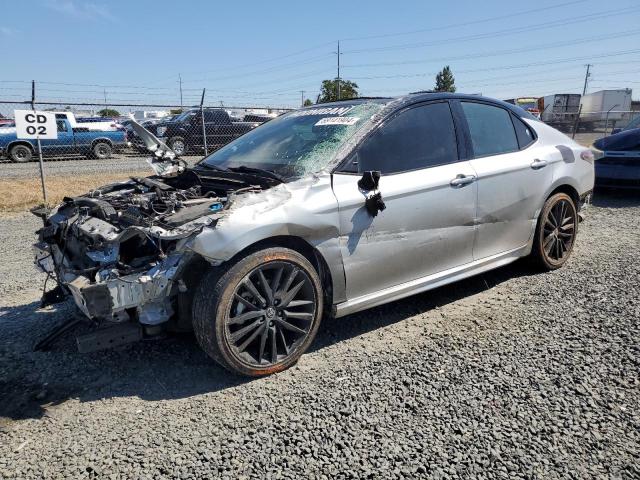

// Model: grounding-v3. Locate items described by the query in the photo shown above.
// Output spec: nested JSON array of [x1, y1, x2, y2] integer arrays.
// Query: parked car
[[0, 118, 14, 127], [592, 127, 640, 189], [611, 115, 640, 135], [130, 108, 258, 155], [33, 93, 594, 376], [0, 118, 126, 162]]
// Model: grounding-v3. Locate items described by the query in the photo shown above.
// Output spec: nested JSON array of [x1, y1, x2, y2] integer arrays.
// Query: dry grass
[[0, 171, 149, 213]]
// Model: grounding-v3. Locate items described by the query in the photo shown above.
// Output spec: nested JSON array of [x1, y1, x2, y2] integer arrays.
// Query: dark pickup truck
[[130, 108, 257, 156]]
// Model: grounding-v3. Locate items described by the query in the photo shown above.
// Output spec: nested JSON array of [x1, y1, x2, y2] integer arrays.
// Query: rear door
[[332, 101, 477, 300], [457, 100, 552, 260]]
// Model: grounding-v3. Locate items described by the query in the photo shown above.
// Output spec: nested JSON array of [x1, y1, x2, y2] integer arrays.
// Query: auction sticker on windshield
[[315, 117, 360, 126]]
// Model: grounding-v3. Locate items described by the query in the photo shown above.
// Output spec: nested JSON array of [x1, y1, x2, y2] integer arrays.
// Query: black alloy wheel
[[532, 192, 578, 270], [193, 247, 323, 376], [225, 261, 316, 367]]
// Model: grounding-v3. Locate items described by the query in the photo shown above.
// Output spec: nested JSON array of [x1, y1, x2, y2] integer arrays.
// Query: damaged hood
[[129, 119, 184, 176]]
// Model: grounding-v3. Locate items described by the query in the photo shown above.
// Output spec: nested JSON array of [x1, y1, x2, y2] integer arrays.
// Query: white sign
[[14, 110, 58, 140]]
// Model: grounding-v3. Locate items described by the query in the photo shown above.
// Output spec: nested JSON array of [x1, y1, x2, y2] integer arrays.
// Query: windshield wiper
[[194, 163, 229, 172], [227, 166, 285, 183]]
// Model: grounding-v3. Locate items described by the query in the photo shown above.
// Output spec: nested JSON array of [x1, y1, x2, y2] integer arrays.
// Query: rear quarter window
[[511, 114, 536, 149]]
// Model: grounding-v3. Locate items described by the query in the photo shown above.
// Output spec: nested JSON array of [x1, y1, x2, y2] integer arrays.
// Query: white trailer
[[538, 94, 581, 131], [579, 89, 632, 122]]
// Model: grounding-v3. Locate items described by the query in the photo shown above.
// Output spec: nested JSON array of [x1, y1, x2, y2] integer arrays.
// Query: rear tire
[[530, 192, 578, 270], [91, 142, 112, 159], [192, 247, 323, 376], [9, 144, 33, 163]]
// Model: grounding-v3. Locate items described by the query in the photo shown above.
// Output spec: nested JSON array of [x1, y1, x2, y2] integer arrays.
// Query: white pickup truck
[[53, 112, 121, 131]]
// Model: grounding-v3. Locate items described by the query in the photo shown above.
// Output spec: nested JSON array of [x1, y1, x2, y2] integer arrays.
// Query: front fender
[[187, 175, 347, 303]]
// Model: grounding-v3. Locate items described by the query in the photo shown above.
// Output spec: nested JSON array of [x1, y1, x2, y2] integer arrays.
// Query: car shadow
[[0, 259, 536, 424]]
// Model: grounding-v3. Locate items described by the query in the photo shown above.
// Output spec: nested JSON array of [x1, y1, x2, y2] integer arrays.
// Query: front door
[[332, 101, 478, 301], [40, 120, 74, 155]]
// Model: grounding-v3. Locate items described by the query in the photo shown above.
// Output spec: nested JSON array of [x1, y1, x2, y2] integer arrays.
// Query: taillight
[[581, 150, 595, 162]]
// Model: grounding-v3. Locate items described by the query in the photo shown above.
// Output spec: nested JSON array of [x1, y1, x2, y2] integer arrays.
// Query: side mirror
[[357, 170, 386, 217], [357, 170, 381, 191]]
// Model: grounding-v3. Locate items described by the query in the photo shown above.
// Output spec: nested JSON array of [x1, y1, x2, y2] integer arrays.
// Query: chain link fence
[[0, 100, 292, 163], [0, 98, 637, 163]]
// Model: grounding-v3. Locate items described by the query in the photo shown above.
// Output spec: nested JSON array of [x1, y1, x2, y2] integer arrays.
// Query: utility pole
[[179, 74, 183, 110], [337, 40, 341, 100], [582, 64, 592, 96], [103, 88, 107, 107], [300, 90, 305, 107]]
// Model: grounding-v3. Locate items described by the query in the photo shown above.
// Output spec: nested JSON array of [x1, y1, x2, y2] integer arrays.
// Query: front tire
[[91, 142, 112, 159], [193, 247, 323, 376], [530, 192, 578, 270], [9, 144, 33, 163]]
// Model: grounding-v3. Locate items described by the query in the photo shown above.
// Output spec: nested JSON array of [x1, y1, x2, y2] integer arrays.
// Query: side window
[[56, 120, 68, 132], [350, 102, 458, 174], [204, 110, 227, 123], [461, 102, 519, 157], [511, 114, 535, 149], [203, 110, 215, 122]]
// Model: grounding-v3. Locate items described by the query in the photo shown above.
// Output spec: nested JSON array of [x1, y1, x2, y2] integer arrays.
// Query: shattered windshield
[[199, 101, 387, 177]]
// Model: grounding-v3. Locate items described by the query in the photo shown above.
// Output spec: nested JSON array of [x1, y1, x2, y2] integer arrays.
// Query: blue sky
[[0, 0, 639, 108]]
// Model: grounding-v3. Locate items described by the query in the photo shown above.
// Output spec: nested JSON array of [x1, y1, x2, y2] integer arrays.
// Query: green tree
[[170, 108, 183, 115], [434, 66, 456, 93], [303, 98, 313, 107], [97, 108, 120, 117], [317, 78, 359, 103]]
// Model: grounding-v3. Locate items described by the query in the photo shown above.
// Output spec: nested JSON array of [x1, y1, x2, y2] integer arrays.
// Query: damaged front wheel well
[[176, 237, 334, 331], [225, 236, 333, 315]]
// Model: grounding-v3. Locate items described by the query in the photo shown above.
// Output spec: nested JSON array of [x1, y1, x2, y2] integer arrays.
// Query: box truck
[[537, 94, 581, 131]]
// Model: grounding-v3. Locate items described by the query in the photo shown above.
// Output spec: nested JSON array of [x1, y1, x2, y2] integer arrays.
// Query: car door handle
[[450, 174, 476, 187], [530, 159, 548, 170]]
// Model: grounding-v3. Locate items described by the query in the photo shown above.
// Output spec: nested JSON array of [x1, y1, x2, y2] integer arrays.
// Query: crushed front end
[[33, 172, 233, 341]]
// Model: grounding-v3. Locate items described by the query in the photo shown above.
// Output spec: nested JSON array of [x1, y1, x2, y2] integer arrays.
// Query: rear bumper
[[595, 160, 640, 189]]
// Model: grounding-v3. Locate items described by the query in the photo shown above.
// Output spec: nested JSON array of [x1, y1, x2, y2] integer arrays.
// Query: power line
[[340, 0, 588, 42], [343, 6, 640, 55], [343, 30, 640, 69], [150, 41, 337, 83], [180, 53, 333, 85]]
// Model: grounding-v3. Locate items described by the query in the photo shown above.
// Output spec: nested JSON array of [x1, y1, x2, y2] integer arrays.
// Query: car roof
[[315, 93, 540, 121]]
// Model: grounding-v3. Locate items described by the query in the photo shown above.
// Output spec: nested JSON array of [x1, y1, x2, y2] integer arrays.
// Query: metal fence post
[[200, 88, 208, 157], [31, 80, 48, 206], [571, 104, 582, 139], [603, 104, 619, 138]]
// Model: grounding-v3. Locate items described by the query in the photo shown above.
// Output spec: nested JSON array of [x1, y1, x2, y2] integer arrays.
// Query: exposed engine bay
[[33, 168, 267, 335]]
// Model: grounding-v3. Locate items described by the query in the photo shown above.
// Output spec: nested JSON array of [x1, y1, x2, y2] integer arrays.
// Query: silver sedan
[[34, 93, 595, 376]]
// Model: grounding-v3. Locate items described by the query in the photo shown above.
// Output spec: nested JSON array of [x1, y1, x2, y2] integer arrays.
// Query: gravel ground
[[0, 191, 638, 479]]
